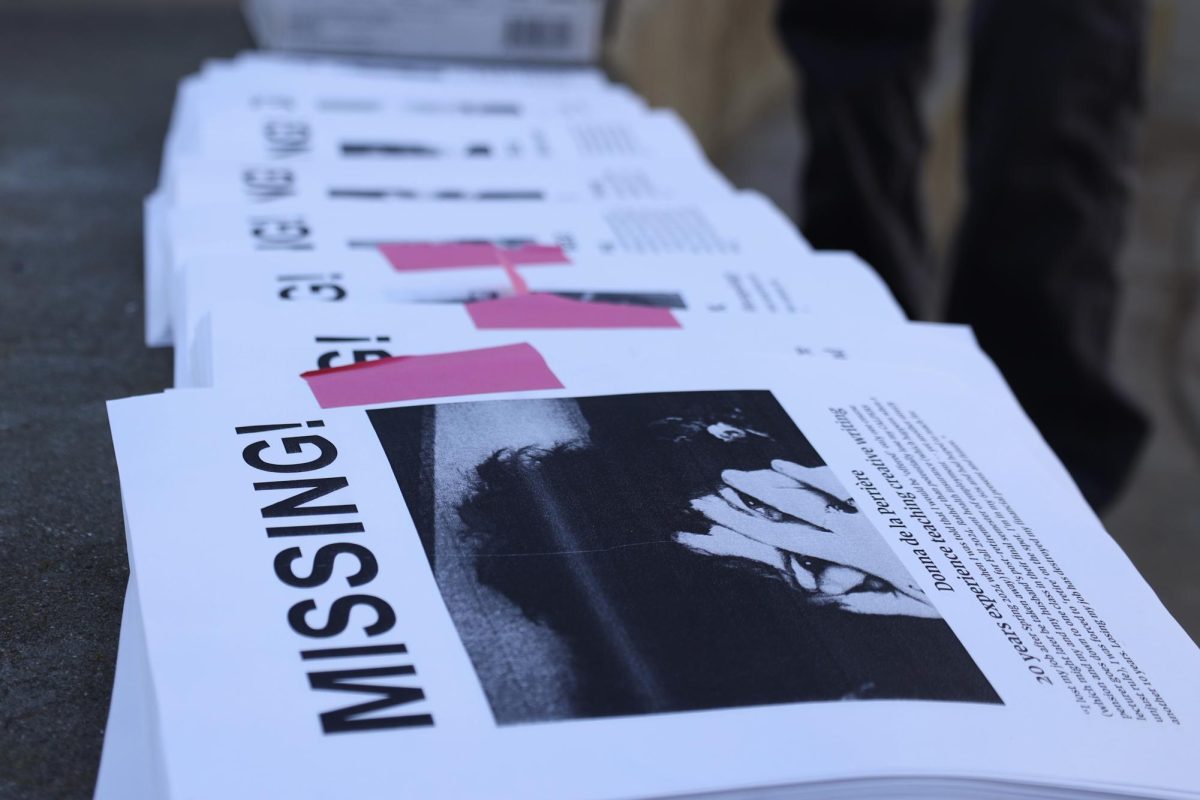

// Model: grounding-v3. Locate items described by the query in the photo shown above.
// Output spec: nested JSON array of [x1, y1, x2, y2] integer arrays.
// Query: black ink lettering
[[274, 543, 378, 588], [243, 435, 337, 474], [254, 476, 358, 518], [288, 594, 396, 638], [308, 665, 433, 733], [266, 521, 366, 538]]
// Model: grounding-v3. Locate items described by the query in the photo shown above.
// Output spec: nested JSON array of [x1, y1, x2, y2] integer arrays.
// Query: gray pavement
[[0, 10, 250, 798]]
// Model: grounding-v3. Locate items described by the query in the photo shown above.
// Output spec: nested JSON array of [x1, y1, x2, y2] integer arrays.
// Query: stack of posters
[[100, 52, 1200, 799]]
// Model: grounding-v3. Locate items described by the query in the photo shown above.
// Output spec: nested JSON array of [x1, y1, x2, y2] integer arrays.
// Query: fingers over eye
[[814, 564, 867, 595], [785, 555, 819, 591], [770, 460, 857, 512], [770, 460, 842, 493], [836, 591, 941, 618], [769, 459, 816, 481], [718, 470, 835, 531]]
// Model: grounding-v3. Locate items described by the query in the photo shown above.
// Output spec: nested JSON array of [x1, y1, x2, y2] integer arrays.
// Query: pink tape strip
[[302, 343, 565, 408], [378, 242, 571, 271], [466, 293, 681, 329], [500, 243, 573, 265]]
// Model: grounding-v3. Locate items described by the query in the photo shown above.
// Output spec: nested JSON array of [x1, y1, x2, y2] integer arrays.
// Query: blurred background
[[0, 1, 1196, 797], [605, 0, 1200, 641]]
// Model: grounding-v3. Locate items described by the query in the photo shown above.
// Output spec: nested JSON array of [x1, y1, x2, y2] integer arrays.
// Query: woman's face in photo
[[675, 460, 938, 618]]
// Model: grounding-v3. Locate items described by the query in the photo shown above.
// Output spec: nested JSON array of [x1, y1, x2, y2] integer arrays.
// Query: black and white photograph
[[369, 390, 1001, 725]]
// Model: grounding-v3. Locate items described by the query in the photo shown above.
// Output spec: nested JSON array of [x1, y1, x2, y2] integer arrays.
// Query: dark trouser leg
[[775, 0, 938, 317], [949, 0, 1149, 510]]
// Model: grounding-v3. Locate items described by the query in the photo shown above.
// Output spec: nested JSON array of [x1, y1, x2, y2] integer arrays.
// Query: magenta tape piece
[[302, 343, 565, 408], [499, 243, 572, 265], [466, 293, 681, 329], [378, 242, 571, 271]]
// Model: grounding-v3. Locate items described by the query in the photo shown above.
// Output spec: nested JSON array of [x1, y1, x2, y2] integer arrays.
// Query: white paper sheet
[[189, 301, 966, 388], [179, 108, 704, 165], [156, 192, 811, 346], [170, 251, 901, 383], [106, 350, 1200, 798], [163, 158, 732, 209]]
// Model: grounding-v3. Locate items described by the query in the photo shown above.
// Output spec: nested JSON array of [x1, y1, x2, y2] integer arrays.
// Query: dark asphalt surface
[[0, 10, 250, 798]]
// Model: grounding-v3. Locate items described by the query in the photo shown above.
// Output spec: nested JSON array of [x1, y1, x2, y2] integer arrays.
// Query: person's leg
[[949, 0, 1148, 511], [775, 0, 938, 317]]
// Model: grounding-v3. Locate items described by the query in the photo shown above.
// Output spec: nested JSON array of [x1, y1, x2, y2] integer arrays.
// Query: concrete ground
[[0, 10, 251, 798]]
